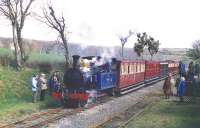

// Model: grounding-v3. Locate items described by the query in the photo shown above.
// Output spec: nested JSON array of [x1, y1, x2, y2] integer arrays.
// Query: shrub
[[38, 62, 52, 73]]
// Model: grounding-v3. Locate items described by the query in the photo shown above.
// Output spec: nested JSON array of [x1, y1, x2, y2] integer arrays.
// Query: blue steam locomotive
[[60, 55, 117, 107]]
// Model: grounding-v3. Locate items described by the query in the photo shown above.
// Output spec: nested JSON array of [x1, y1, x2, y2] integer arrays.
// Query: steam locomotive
[[51, 55, 179, 107]]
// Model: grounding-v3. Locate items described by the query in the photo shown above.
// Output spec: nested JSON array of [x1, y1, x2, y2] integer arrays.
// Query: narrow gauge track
[[0, 77, 167, 128], [0, 96, 111, 128]]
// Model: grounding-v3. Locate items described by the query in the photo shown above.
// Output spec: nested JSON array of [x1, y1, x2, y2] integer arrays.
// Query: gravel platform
[[49, 81, 163, 128]]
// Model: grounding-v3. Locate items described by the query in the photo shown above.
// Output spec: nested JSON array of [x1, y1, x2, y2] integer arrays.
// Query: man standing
[[31, 74, 38, 103], [188, 61, 195, 82], [178, 61, 186, 77], [195, 63, 200, 79]]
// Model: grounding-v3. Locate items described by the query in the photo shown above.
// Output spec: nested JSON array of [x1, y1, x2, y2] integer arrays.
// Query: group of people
[[31, 73, 48, 103], [163, 61, 199, 102], [163, 73, 186, 101], [31, 71, 61, 103]]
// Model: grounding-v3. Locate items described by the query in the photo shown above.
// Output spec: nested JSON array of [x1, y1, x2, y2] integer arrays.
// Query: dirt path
[[49, 81, 164, 128], [97, 91, 163, 128]]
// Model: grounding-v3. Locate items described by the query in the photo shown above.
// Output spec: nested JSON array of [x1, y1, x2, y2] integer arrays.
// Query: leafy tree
[[134, 32, 160, 60], [147, 36, 159, 60], [134, 32, 147, 57], [134, 43, 144, 56], [187, 40, 200, 60]]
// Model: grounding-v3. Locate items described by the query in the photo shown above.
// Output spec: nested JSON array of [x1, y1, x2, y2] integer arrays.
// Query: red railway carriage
[[168, 60, 179, 75], [116, 60, 145, 92], [145, 61, 160, 80]]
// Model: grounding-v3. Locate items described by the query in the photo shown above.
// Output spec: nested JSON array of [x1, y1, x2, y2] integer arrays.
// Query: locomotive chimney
[[72, 55, 80, 68]]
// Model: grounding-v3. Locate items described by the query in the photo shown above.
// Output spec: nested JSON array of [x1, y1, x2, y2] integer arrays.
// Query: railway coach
[[160, 61, 169, 78], [168, 60, 179, 75], [115, 60, 145, 94], [145, 61, 160, 82]]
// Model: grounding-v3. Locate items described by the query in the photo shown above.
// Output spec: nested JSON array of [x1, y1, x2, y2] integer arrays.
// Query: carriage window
[[133, 63, 136, 73], [136, 64, 138, 73], [132, 64, 135, 74], [129, 64, 132, 74], [139, 63, 141, 73], [141, 64, 145, 72], [120, 65, 124, 74], [141, 64, 143, 72], [137, 63, 140, 73], [121, 64, 128, 75], [133, 64, 135, 73], [121, 65, 126, 75], [129, 64, 133, 74], [126, 64, 129, 74], [128, 65, 130, 74]]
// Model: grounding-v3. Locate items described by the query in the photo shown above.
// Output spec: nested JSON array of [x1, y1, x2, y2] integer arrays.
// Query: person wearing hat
[[163, 73, 172, 99], [38, 73, 47, 101]]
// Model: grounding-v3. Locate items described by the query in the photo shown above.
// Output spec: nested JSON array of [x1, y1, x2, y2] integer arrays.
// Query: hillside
[[0, 37, 188, 61]]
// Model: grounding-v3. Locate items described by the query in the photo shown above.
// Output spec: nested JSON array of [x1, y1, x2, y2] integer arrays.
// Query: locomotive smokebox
[[72, 55, 80, 68]]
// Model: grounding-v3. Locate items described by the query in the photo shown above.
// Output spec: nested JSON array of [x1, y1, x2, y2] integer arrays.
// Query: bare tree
[[41, 4, 70, 67], [118, 30, 134, 59], [17, 0, 35, 63], [0, 0, 36, 68]]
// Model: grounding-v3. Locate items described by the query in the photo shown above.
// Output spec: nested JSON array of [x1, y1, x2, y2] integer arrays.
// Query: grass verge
[[0, 67, 60, 122], [125, 97, 200, 128]]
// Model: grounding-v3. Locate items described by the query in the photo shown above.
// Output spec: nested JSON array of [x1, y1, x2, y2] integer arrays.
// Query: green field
[[0, 48, 65, 64], [125, 98, 200, 128], [0, 48, 65, 122], [0, 67, 60, 122]]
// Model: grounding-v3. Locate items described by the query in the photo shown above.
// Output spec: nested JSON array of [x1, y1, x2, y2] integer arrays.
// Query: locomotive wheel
[[60, 97, 68, 108], [107, 88, 116, 96], [78, 100, 87, 108], [111, 88, 116, 96]]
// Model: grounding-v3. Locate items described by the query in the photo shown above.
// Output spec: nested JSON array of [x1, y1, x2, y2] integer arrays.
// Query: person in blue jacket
[[48, 75, 60, 94], [178, 61, 186, 77], [177, 76, 186, 102]]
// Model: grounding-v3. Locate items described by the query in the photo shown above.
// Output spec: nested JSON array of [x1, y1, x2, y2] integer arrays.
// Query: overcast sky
[[0, 0, 200, 48]]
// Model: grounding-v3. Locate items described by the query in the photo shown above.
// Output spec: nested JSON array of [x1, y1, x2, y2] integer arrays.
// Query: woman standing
[[38, 73, 47, 101], [177, 77, 186, 102], [163, 73, 172, 99]]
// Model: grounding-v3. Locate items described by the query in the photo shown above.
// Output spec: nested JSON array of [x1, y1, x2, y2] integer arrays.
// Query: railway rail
[[0, 95, 111, 128], [0, 77, 168, 128]]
